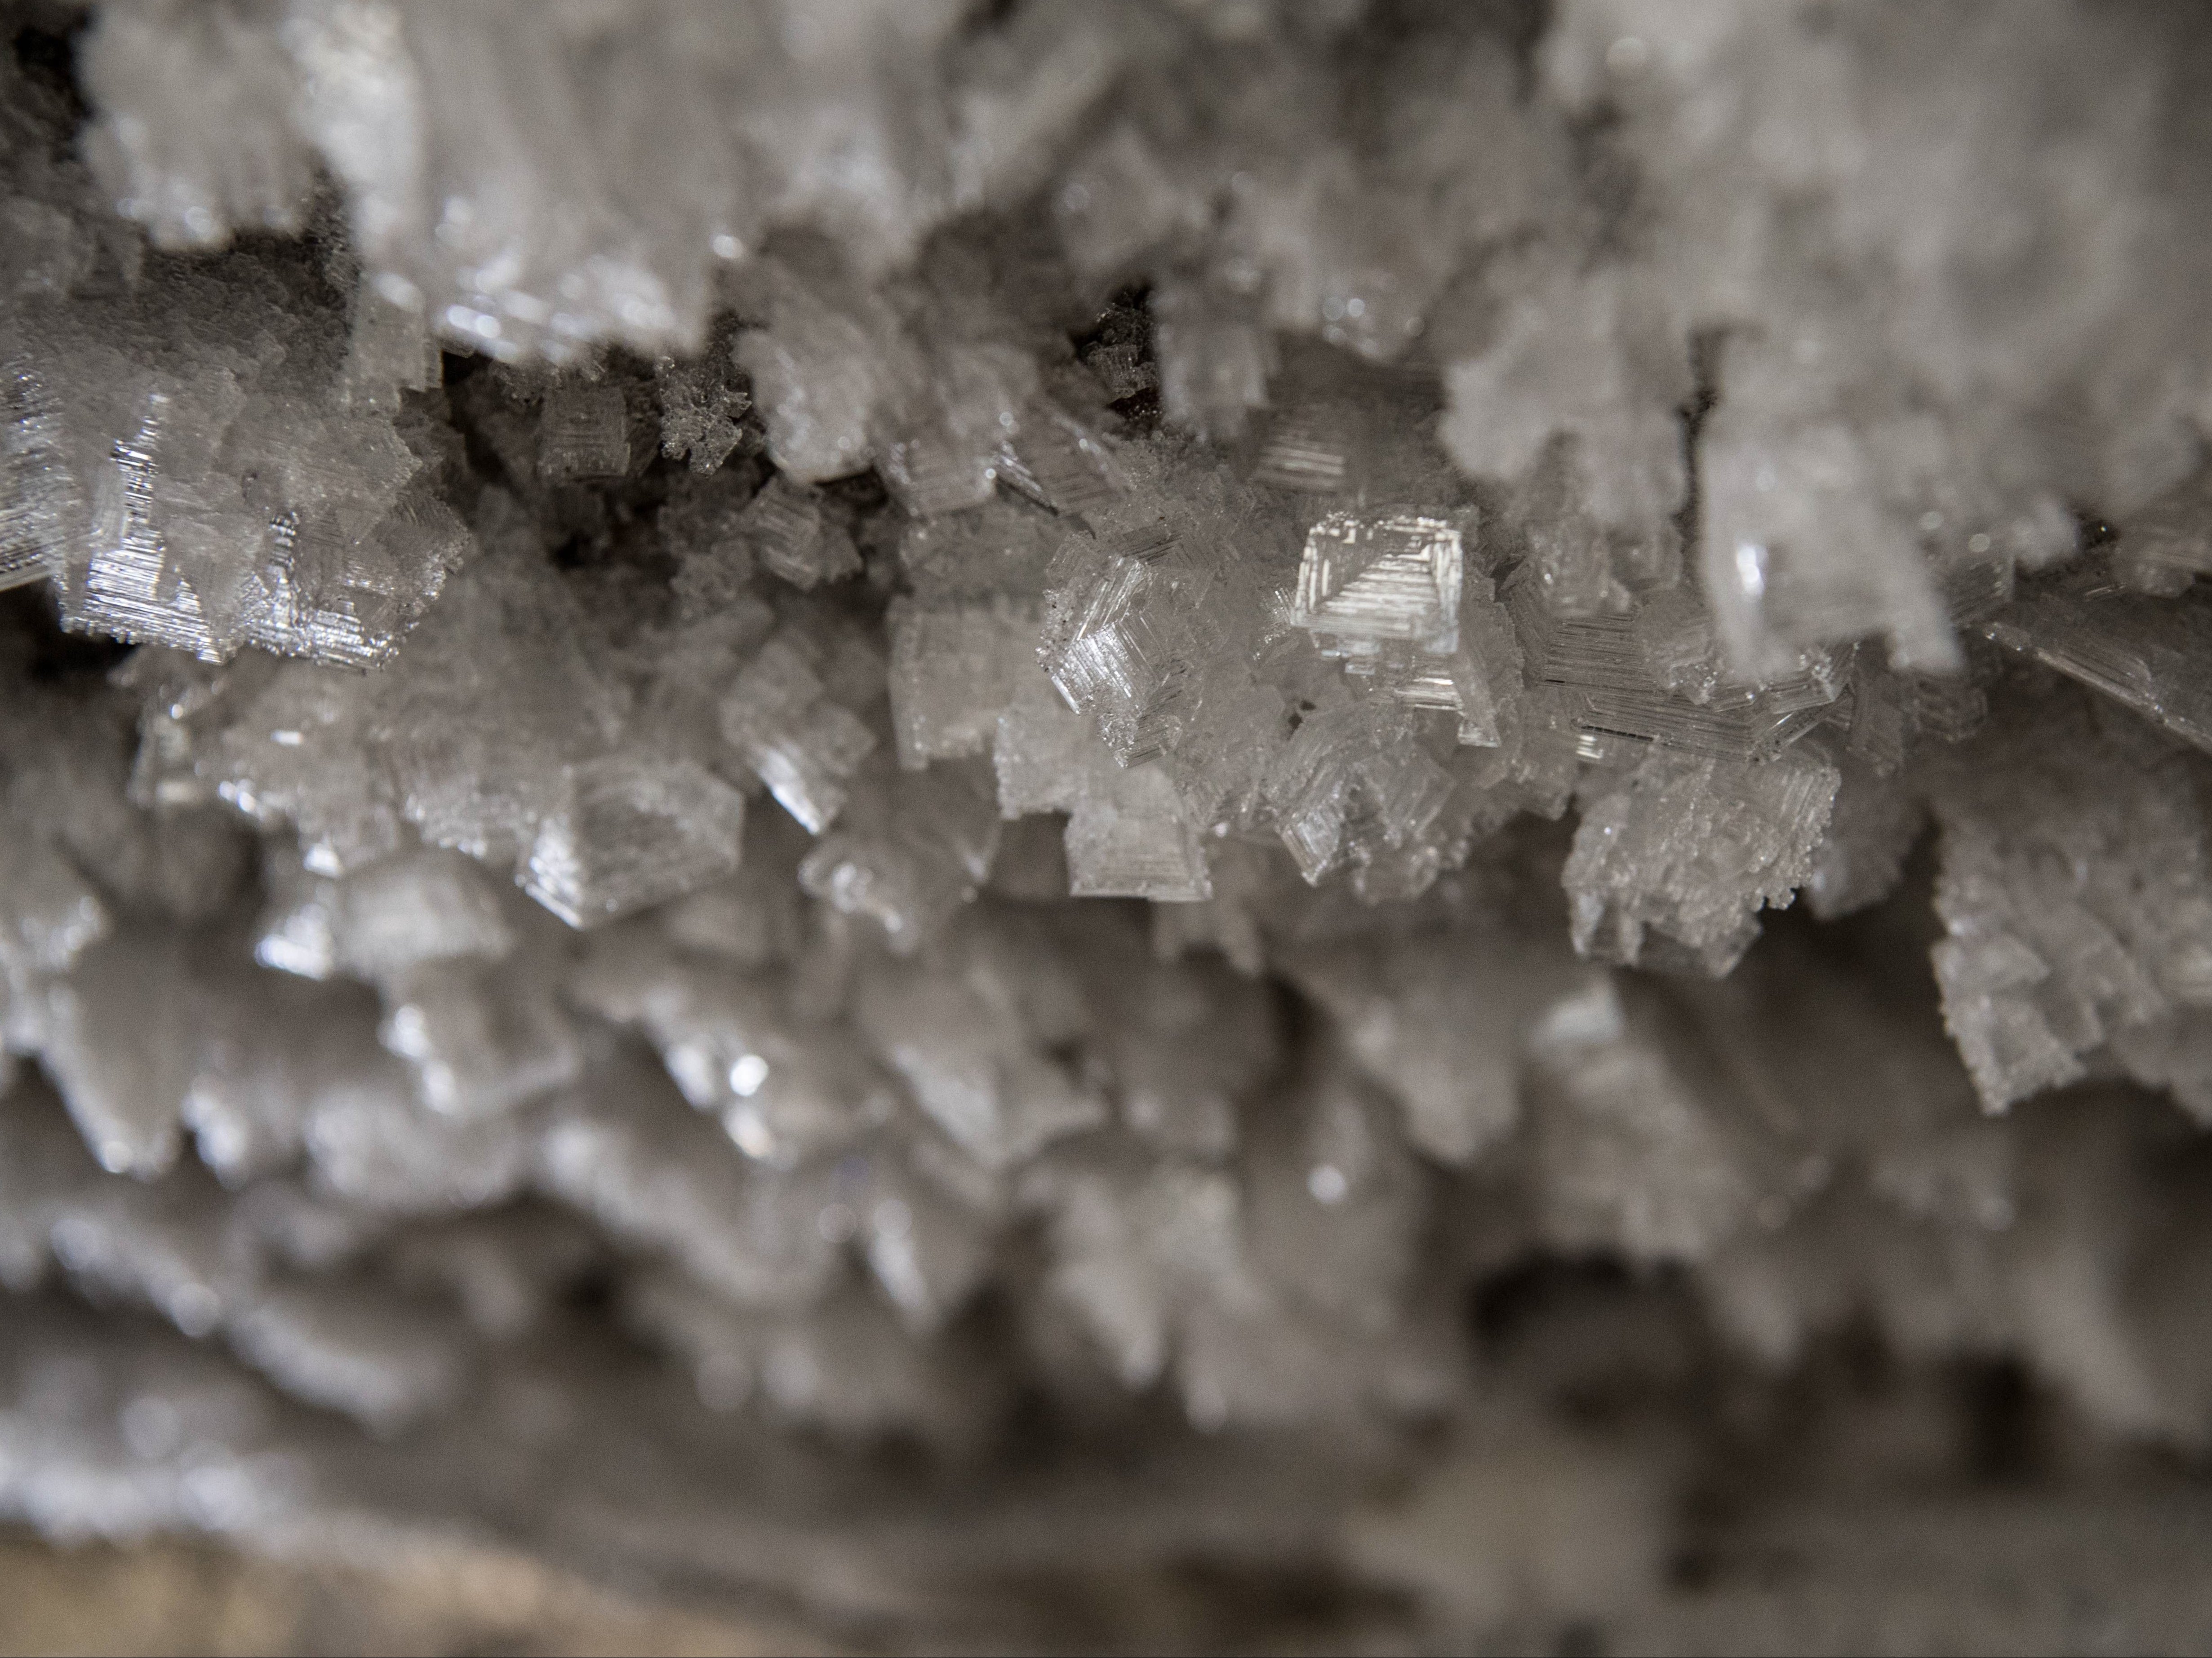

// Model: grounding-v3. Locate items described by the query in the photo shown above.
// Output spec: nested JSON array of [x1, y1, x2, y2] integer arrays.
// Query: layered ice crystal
[[2, 253, 469, 669]]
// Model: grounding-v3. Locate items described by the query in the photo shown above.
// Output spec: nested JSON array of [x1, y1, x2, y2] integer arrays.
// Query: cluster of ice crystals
[[1566, 746, 1839, 977], [14, 2, 2212, 1646], [1, 254, 466, 670], [1927, 685, 2212, 1117]]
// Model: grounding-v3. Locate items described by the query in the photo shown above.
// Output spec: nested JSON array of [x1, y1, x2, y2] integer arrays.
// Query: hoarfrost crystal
[[12, 2, 2212, 1649]]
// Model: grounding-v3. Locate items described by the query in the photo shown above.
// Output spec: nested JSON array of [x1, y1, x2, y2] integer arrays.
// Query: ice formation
[[10, 0, 2212, 1647]]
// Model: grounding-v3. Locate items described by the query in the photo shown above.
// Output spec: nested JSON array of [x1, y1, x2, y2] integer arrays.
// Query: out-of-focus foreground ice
[[10, 0, 2212, 1648]]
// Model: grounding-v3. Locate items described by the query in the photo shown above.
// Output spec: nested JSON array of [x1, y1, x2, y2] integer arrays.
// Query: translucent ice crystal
[[1700, 404, 1962, 679], [1265, 701, 1454, 887], [1982, 573, 2212, 758], [535, 385, 631, 483], [378, 957, 582, 1120], [1526, 975, 1776, 1263], [1566, 747, 1840, 975], [1252, 404, 1354, 496], [1927, 689, 2212, 1113], [255, 848, 515, 983], [856, 958, 1104, 1172], [1065, 758, 1213, 904], [1153, 285, 1275, 443], [569, 929, 892, 1170], [1039, 519, 1221, 767], [720, 632, 877, 835], [734, 268, 906, 487], [521, 755, 747, 929], [800, 763, 1001, 952], [38, 929, 199, 1178], [731, 476, 860, 592], [4, 253, 468, 669], [654, 337, 753, 475], [889, 598, 1041, 770], [1287, 928, 1595, 1165], [538, 1073, 843, 1311], [1293, 511, 1464, 660], [182, 974, 382, 1186]]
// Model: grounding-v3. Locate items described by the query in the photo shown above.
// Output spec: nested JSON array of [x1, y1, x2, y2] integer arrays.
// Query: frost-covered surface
[[10, 0, 2212, 1647]]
